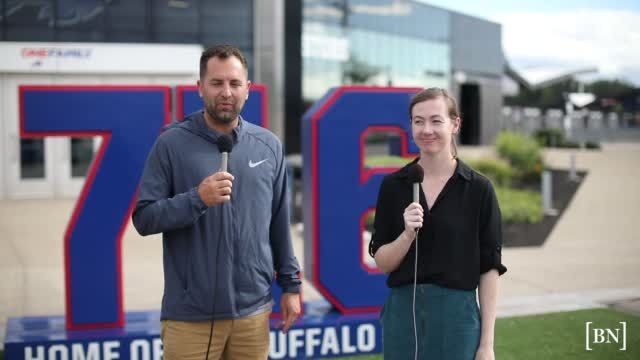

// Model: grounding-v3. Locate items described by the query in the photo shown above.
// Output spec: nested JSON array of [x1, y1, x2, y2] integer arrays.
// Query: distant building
[[293, 0, 506, 150], [0, 0, 279, 200], [0, 0, 506, 199]]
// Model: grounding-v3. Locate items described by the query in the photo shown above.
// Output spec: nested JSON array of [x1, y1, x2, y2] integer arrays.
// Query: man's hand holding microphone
[[198, 172, 234, 206], [198, 134, 234, 207]]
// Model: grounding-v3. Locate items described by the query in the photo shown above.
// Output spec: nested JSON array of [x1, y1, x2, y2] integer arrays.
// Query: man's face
[[198, 56, 250, 125]]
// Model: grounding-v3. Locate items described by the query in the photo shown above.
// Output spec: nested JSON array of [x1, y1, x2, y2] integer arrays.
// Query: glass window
[[201, 0, 253, 49], [1, 0, 5, 40], [5, 0, 55, 41], [20, 139, 45, 179], [302, 22, 346, 100], [151, 0, 198, 43], [347, 0, 450, 42], [55, 0, 106, 42], [104, 0, 148, 42], [304, 21, 451, 97], [71, 138, 94, 178], [303, 0, 344, 26]]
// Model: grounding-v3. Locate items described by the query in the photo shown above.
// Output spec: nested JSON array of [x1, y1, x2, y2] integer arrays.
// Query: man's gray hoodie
[[132, 111, 301, 321]]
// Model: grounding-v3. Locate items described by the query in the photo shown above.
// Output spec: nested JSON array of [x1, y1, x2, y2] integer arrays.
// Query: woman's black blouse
[[369, 158, 507, 290]]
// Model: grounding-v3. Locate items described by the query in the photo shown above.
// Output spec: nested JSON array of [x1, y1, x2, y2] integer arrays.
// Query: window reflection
[[302, 18, 451, 101], [20, 138, 45, 179], [303, 0, 450, 41], [71, 138, 94, 178], [1, 0, 253, 45]]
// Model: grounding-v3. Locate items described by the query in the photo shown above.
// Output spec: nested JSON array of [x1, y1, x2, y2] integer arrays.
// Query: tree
[[343, 56, 380, 84], [585, 79, 635, 99], [505, 78, 637, 109]]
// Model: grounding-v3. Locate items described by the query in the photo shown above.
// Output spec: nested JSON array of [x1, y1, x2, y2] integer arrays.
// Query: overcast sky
[[421, 0, 640, 85]]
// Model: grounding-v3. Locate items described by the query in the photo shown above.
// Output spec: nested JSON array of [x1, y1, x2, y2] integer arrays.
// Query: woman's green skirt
[[381, 283, 480, 359]]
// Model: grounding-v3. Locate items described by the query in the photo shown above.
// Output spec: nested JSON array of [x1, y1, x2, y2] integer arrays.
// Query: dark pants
[[381, 284, 480, 359]]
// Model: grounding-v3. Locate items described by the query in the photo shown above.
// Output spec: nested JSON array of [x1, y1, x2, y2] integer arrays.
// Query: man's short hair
[[199, 45, 248, 79]]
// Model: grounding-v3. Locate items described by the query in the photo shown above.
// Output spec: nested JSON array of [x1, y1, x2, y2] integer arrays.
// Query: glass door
[[54, 136, 97, 198], [3, 74, 56, 199]]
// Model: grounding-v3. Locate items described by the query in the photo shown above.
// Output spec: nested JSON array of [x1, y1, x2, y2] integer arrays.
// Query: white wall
[[0, 42, 203, 200], [0, 42, 203, 75]]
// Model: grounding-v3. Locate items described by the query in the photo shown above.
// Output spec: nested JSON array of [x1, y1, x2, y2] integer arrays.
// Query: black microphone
[[407, 163, 424, 231], [216, 135, 233, 172]]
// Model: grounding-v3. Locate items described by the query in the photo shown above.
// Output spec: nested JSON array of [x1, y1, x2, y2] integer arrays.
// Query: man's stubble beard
[[205, 103, 238, 125]]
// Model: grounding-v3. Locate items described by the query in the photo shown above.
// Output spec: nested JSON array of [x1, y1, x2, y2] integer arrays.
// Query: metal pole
[[569, 153, 579, 182], [542, 170, 558, 216]]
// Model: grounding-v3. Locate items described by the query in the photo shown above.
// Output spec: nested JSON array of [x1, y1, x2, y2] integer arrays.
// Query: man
[[132, 45, 301, 360]]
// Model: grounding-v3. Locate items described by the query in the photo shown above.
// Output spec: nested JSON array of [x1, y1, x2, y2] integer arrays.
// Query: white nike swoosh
[[249, 159, 268, 168]]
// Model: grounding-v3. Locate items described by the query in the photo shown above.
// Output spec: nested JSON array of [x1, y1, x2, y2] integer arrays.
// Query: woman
[[369, 88, 507, 360]]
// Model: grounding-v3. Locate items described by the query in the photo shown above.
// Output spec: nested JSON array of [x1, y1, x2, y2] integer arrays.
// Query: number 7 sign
[[20, 86, 171, 330]]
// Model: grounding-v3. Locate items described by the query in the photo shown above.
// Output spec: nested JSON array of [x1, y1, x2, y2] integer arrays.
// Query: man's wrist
[[282, 286, 300, 294]]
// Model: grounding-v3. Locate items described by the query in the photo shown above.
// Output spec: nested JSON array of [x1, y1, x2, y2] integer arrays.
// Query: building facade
[[0, 0, 504, 199], [0, 0, 285, 200], [295, 0, 504, 149]]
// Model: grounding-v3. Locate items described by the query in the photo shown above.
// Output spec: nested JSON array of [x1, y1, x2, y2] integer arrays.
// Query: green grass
[[495, 308, 638, 360], [334, 308, 638, 359]]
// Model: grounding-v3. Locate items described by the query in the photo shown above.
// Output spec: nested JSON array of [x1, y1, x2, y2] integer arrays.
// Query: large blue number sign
[[7, 85, 417, 359], [302, 86, 420, 313], [20, 85, 171, 330]]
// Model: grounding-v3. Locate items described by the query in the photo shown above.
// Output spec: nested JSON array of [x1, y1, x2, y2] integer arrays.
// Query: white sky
[[420, 0, 640, 85]]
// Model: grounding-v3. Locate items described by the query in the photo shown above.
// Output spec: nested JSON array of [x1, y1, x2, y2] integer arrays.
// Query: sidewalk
[[459, 143, 640, 315], [496, 143, 640, 298], [1, 143, 639, 348]]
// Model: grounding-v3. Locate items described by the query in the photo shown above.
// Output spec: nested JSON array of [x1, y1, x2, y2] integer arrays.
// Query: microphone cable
[[206, 135, 234, 359], [204, 229, 224, 360], [204, 316, 215, 360], [412, 228, 420, 360]]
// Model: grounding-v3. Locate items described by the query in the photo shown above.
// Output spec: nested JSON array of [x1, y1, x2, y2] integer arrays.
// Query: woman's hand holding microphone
[[402, 202, 423, 240]]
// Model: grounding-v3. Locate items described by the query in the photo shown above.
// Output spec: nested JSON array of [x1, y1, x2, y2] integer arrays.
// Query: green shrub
[[364, 155, 410, 168], [466, 157, 513, 187], [561, 140, 581, 148], [533, 128, 601, 150], [495, 131, 543, 180], [585, 141, 601, 150], [364, 211, 376, 229], [365, 133, 391, 144], [534, 128, 565, 147], [495, 187, 543, 224]]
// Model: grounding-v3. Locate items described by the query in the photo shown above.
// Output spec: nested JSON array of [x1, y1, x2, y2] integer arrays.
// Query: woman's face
[[411, 97, 460, 156]]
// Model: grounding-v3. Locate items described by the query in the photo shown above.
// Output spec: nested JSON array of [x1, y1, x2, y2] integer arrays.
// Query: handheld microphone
[[216, 135, 233, 172], [407, 163, 424, 230], [407, 162, 424, 204]]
